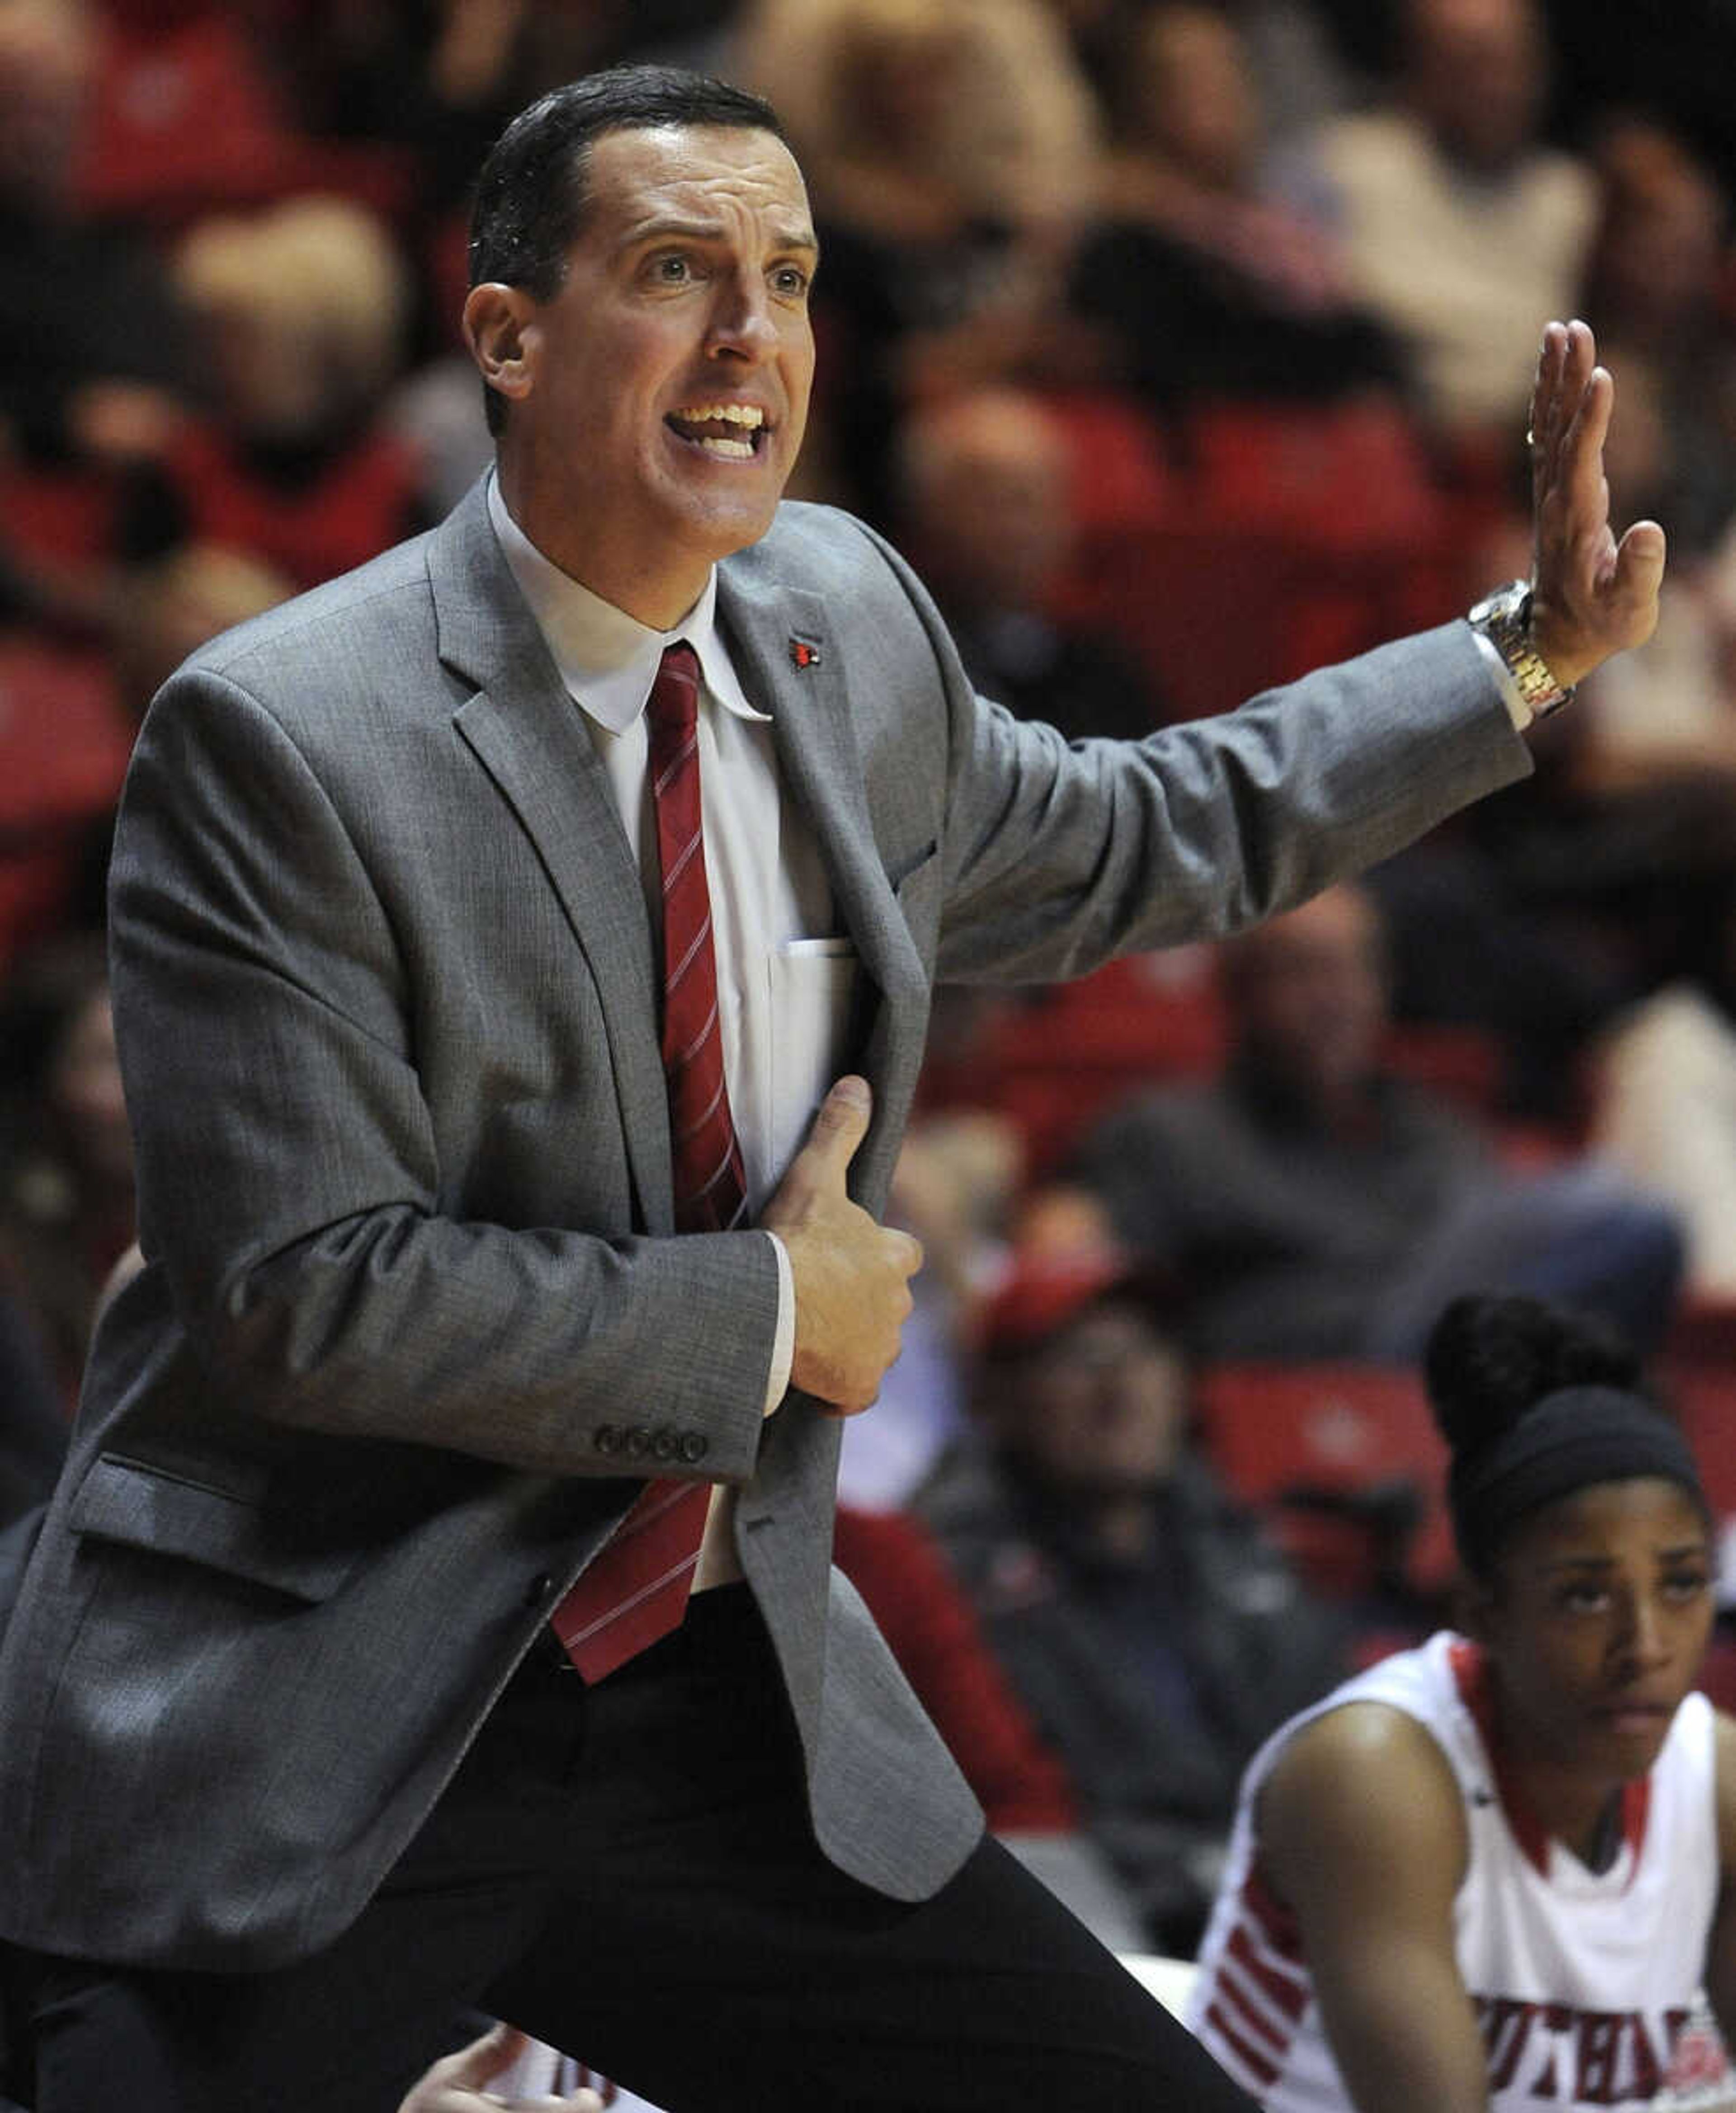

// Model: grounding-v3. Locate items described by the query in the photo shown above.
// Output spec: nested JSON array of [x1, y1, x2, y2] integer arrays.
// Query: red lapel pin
[[789, 638, 821, 670]]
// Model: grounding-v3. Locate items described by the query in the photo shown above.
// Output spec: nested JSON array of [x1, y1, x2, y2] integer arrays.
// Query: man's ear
[[462, 282, 538, 411]]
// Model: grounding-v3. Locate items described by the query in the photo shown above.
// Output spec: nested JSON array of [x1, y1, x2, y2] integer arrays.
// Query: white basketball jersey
[[1189, 1632, 1729, 2111]]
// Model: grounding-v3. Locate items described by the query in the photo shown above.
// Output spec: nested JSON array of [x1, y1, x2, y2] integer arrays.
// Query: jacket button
[[594, 1424, 621, 1455], [624, 1425, 651, 1458], [524, 1573, 553, 1608], [679, 1432, 708, 1464], [651, 1426, 678, 1461]]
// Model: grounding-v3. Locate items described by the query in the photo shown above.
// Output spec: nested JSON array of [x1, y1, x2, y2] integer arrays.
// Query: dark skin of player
[[1257, 1477, 1736, 2113]]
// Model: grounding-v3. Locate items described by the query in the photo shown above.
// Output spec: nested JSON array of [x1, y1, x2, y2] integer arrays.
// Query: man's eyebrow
[[618, 215, 821, 255], [621, 214, 819, 249]]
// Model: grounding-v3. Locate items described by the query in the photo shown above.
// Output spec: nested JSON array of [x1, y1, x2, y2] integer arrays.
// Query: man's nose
[[707, 274, 778, 359]]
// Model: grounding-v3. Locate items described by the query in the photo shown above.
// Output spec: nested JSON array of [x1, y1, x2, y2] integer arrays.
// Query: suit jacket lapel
[[718, 568, 927, 1215], [427, 483, 675, 1233]]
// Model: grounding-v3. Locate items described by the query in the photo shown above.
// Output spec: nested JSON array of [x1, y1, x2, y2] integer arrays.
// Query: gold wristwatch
[[1467, 579, 1575, 717]]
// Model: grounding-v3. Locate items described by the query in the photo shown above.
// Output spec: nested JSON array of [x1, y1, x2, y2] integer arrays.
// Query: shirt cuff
[[762, 1230, 795, 1415], [1471, 627, 1533, 731]]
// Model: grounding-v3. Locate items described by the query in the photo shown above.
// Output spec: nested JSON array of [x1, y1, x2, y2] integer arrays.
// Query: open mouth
[[665, 403, 767, 460]]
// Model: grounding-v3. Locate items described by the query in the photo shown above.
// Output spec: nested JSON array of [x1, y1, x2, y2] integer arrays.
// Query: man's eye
[[771, 265, 810, 297], [1560, 1585, 1610, 1614], [652, 255, 692, 284], [1664, 1570, 1711, 1602]]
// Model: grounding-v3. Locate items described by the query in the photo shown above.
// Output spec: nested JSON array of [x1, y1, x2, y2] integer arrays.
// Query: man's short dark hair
[[468, 65, 787, 435]]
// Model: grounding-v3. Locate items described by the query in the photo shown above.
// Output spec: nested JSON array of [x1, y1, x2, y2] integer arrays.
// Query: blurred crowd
[[9, 0, 1736, 1968]]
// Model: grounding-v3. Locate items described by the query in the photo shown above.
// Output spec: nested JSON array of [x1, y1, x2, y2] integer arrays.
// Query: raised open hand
[[1525, 318, 1667, 692]]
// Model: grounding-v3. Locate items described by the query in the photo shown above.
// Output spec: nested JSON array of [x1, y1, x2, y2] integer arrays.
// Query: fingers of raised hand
[[1530, 321, 1595, 492], [1559, 363, 1614, 530], [1528, 320, 1568, 480]]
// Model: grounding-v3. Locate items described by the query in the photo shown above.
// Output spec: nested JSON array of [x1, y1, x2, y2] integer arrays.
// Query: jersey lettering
[[1472, 1995, 1681, 2105]]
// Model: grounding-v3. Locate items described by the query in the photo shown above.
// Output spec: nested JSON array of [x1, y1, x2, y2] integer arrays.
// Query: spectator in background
[[63, 540, 295, 932], [1489, 317, 1736, 1015], [1570, 127, 1736, 797], [734, 0, 1101, 519], [0, 0, 194, 631], [894, 388, 1168, 744], [146, 195, 427, 588], [915, 1248, 1349, 1956], [1591, 878, 1736, 1301], [832, 1501, 1150, 1949], [1363, 252, 1736, 1115], [1550, 360, 1736, 812], [0, 0, 191, 478], [1068, 2, 1405, 413], [838, 1108, 1024, 1513], [742, 0, 1098, 253], [1300, 0, 1598, 448], [1580, 119, 1736, 564], [107, 542, 296, 721], [0, 936, 134, 1404], [1063, 881, 1684, 1360], [278, 0, 745, 206]]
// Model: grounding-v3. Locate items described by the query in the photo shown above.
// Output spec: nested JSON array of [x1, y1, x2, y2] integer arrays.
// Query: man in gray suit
[[0, 64, 1663, 2113]]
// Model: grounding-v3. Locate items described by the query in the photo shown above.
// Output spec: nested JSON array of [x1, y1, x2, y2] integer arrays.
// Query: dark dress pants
[[25, 1584, 1256, 2112]]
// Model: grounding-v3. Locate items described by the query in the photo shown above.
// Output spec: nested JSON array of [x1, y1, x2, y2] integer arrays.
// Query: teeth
[[693, 435, 755, 458], [673, 404, 764, 428]]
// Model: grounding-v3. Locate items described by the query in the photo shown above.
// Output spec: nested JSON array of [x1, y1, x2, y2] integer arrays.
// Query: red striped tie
[[551, 643, 749, 1681]]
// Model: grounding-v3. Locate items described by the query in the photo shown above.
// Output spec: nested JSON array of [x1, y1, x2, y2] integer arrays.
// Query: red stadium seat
[[0, 636, 132, 968], [1662, 1368, 1736, 1536], [916, 952, 1227, 1174], [1037, 387, 1175, 538], [1194, 1361, 1456, 1602], [1379, 1021, 1504, 1119], [1181, 399, 1443, 553], [1055, 517, 1461, 726], [1666, 1295, 1736, 1374], [75, 5, 414, 230]]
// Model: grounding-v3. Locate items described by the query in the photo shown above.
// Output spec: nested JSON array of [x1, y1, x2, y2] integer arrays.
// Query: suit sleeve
[[846, 519, 1536, 987], [108, 666, 777, 1483]]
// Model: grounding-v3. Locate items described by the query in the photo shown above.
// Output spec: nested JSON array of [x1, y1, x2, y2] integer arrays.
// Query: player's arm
[[1259, 1701, 1486, 2113], [1702, 1710, 1736, 2041]]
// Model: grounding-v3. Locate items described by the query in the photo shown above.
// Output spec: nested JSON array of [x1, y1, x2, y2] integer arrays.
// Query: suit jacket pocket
[[70, 1455, 357, 1603]]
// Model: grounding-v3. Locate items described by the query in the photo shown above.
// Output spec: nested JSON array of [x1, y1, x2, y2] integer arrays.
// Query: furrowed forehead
[[585, 123, 809, 227]]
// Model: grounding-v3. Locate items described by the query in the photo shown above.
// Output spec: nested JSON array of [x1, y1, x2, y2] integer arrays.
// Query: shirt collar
[[486, 473, 766, 734]]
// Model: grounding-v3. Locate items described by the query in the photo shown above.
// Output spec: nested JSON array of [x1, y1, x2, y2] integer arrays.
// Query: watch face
[[1471, 581, 1528, 625]]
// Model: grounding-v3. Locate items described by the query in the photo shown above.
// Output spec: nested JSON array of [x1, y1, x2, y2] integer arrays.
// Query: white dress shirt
[[488, 477, 856, 1585]]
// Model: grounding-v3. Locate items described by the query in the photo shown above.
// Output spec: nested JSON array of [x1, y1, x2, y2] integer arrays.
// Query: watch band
[[1467, 580, 1575, 717]]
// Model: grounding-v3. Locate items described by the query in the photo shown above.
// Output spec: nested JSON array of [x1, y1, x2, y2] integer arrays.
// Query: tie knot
[[648, 641, 702, 746]]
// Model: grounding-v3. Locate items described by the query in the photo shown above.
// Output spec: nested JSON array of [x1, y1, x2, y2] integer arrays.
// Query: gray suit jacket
[[0, 483, 1529, 1970]]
